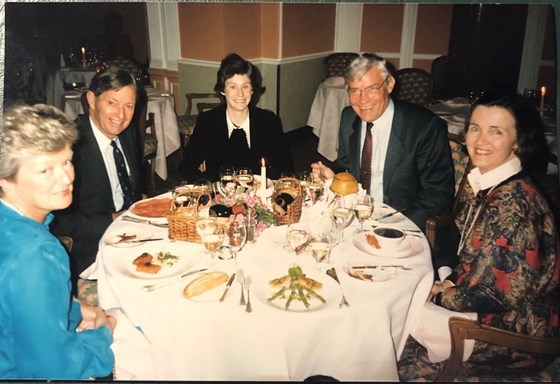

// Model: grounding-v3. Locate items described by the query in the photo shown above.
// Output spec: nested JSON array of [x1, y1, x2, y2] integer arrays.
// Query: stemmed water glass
[[219, 165, 236, 196], [225, 221, 247, 260], [353, 194, 374, 233], [306, 179, 325, 205], [286, 222, 310, 262]]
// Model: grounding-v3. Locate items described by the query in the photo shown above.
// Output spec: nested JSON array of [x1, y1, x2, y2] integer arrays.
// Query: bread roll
[[183, 272, 229, 298], [330, 172, 359, 196]]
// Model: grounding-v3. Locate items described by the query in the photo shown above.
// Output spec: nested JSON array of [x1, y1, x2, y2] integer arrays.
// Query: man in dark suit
[[180, 53, 294, 182], [312, 53, 454, 232], [51, 68, 144, 293]]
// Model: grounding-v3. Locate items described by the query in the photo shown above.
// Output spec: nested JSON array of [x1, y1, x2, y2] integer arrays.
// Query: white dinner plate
[[352, 233, 422, 259], [343, 265, 398, 282], [110, 246, 202, 281], [253, 267, 342, 313], [104, 229, 153, 248], [181, 270, 233, 303], [371, 206, 405, 224]]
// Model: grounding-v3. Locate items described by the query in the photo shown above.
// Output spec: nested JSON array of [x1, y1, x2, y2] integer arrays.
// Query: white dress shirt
[[360, 100, 395, 202], [90, 117, 131, 211]]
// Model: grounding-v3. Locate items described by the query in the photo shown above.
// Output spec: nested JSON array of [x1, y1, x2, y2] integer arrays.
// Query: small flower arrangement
[[214, 186, 276, 236]]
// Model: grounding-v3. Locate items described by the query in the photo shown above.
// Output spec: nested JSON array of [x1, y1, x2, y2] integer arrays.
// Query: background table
[[85, 191, 434, 381], [64, 88, 181, 180], [307, 79, 350, 162], [46, 67, 97, 109]]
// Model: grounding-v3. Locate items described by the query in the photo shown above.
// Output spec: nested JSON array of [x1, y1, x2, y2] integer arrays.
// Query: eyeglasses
[[347, 76, 389, 99]]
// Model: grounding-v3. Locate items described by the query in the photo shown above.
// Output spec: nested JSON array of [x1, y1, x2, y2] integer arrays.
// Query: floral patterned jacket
[[440, 173, 559, 338]]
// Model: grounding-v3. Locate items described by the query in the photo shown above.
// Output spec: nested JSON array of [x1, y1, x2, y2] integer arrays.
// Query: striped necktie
[[110, 140, 134, 210], [360, 122, 373, 194]]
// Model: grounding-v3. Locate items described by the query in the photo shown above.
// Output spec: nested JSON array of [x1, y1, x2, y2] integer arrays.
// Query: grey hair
[[0, 104, 78, 196], [345, 53, 392, 83]]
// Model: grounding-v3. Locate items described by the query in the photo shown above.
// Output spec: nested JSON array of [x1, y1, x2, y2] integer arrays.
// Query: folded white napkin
[[410, 302, 477, 363]]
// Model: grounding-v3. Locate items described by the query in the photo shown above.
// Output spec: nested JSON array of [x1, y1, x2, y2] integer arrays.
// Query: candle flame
[[261, 158, 266, 166], [541, 86, 546, 96], [81, 47, 85, 54]]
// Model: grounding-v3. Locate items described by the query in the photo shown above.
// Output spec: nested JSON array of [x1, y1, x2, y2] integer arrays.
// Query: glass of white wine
[[308, 231, 333, 270], [329, 196, 353, 244], [353, 194, 374, 233], [196, 218, 224, 264], [235, 167, 254, 189], [306, 180, 325, 205], [219, 165, 236, 196]]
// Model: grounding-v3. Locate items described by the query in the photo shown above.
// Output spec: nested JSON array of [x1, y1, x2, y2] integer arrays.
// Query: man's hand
[[311, 161, 334, 182], [427, 279, 454, 302]]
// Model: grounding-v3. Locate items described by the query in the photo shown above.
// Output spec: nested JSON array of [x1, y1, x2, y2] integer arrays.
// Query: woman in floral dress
[[398, 93, 559, 380]]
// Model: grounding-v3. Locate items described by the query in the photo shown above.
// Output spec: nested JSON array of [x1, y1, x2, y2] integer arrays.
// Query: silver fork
[[245, 276, 252, 313], [237, 269, 246, 305]]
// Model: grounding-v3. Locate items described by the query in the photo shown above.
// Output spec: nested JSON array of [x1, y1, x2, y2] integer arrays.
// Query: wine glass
[[219, 165, 236, 196], [306, 180, 325, 205], [225, 221, 247, 260], [329, 196, 353, 244], [286, 222, 310, 261], [196, 218, 222, 263], [235, 167, 254, 189], [308, 230, 333, 270], [353, 194, 374, 233]]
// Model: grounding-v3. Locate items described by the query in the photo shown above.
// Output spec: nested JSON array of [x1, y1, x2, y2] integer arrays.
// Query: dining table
[[63, 87, 181, 181], [307, 77, 350, 162], [45, 67, 97, 109], [83, 183, 434, 381]]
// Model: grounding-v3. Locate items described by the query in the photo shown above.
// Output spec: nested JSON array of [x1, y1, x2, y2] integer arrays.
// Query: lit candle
[[260, 158, 267, 191], [81, 47, 86, 66], [540, 86, 546, 115]]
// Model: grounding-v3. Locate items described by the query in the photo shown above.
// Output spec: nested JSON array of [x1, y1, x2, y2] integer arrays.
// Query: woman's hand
[[311, 161, 334, 182], [93, 306, 117, 332], [76, 301, 117, 333], [427, 279, 454, 303]]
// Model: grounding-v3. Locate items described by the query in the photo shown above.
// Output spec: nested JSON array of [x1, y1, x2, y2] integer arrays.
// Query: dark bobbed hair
[[89, 68, 138, 98], [214, 53, 265, 105], [465, 92, 549, 182]]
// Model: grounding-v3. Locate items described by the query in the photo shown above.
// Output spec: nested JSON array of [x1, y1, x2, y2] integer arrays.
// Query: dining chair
[[324, 52, 359, 78], [176, 92, 222, 153], [436, 317, 560, 382], [139, 108, 158, 192], [392, 68, 433, 107], [425, 133, 472, 253]]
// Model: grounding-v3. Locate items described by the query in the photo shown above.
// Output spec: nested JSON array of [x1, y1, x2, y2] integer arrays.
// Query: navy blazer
[[51, 114, 144, 283], [180, 104, 294, 182], [336, 99, 454, 231]]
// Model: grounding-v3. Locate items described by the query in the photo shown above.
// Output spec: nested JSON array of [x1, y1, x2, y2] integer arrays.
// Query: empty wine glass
[[308, 230, 333, 270], [286, 222, 310, 261], [224, 221, 247, 260], [353, 194, 374, 233], [235, 167, 254, 189], [306, 180, 325, 205]]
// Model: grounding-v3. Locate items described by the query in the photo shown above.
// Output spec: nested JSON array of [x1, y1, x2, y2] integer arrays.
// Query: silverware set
[[122, 215, 168, 228]]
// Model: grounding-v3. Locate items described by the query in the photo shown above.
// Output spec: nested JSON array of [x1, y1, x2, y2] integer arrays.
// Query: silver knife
[[122, 215, 168, 228], [109, 238, 164, 245], [374, 208, 407, 221], [142, 268, 208, 292], [219, 273, 236, 302]]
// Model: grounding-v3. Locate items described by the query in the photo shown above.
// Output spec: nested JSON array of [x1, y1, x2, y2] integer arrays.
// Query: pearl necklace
[[457, 185, 497, 255]]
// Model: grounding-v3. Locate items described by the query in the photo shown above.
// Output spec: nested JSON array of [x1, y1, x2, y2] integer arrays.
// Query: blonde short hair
[[0, 104, 78, 196]]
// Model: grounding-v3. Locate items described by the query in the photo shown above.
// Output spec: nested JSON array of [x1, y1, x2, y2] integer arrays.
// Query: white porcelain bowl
[[372, 226, 405, 250]]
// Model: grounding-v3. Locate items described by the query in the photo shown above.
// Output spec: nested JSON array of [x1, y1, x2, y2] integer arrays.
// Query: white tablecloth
[[307, 79, 350, 162], [428, 98, 471, 135], [46, 68, 97, 109], [85, 192, 433, 381], [64, 89, 181, 180]]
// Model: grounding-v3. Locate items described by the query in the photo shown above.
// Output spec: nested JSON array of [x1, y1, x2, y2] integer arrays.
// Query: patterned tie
[[110, 140, 134, 210], [360, 122, 373, 194], [230, 127, 249, 149]]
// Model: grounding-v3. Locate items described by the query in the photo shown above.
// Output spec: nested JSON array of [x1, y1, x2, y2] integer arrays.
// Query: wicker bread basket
[[272, 177, 303, 225], [166, 188, 213, 242]]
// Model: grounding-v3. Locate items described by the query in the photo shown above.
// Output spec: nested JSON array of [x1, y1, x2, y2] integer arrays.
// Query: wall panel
[[282, 4, 336, 57], [361, 5, 404, 54]]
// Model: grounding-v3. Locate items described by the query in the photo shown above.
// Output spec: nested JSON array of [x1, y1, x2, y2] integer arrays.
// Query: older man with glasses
[[312, 53, 454, 233]]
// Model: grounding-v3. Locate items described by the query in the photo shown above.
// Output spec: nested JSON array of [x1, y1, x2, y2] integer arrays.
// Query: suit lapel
[[349, 115, 362, 177], [383, 103, 405, 194], [79, 119, 112, 191]]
